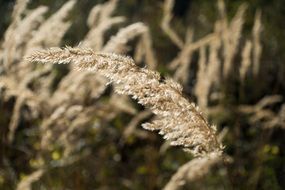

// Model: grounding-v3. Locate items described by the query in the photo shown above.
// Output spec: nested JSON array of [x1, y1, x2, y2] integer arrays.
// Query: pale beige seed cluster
[[164, 152, 222, 190], [28, 47, 223, 156]]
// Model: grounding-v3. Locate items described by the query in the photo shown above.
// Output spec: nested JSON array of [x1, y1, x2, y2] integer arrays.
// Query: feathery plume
[[195, 21, 223, 110], [15, 6, 48, 49], [7, 66, 52, 143], [252, 10, 262, 77], [26, 0, 76, 50], [27, 47, 223, 156], [240, 40, 252, 81], [163, 152, 222, 190], [103, 22, 147, 53], [98, 0, 119, 23], [87, 4, 103, 28], [103, 22, 157, 69], [82, 0, 124, 51], [2, 7, 48, 71], [223, 3, 247, 77], [11, 0, 29, 22], [217, 0, 227, 32], [17, 0, 76, 78], [3, 0, 29, 47], [82, 16, 125, 50], [195, 47, 208, 110]]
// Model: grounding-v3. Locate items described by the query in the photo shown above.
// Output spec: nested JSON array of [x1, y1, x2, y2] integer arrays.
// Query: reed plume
[[164, 152, 222, 190], [103, 23, 147, 53], [27, 47, 223, 156], [26, 0, 76, 51], [82, 0, 124, 50], [4, 0, 76, 143], [240, 40, 252, 81], [252, 10, 262, 77], [222, 3, 247, 77]]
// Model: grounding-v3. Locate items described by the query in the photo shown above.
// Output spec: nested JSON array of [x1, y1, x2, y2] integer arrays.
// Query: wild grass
[[0, 0, 284, 189]]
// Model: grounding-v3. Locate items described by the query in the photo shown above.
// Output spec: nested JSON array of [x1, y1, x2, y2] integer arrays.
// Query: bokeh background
[[1, 0, 285, 189]]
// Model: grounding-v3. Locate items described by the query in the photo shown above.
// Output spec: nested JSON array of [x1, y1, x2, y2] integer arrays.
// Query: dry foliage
[[0, 0, 284, 189], [28, 47, 223, 156]]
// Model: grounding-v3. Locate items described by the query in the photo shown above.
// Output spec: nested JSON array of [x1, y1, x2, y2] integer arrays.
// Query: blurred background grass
[[1, 0, 285, 189]]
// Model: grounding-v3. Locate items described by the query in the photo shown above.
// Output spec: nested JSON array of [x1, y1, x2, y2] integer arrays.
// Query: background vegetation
[[1, 0, 285, 189]]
